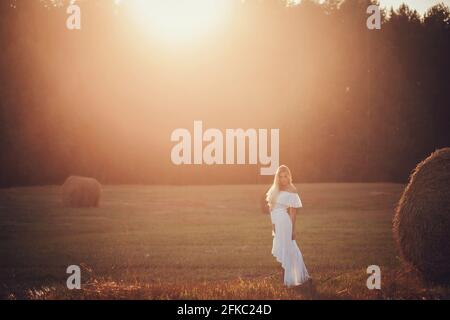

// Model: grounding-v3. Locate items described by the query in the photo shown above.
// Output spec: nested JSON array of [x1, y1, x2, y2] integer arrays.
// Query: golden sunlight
[[128, 0, 230, 44]]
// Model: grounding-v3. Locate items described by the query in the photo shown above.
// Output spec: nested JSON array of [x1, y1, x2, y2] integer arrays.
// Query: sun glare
[[129, 0, 230, 44]]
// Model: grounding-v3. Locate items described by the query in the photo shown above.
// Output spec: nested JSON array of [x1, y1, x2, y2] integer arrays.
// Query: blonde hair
[[265, 165, 296, 208]]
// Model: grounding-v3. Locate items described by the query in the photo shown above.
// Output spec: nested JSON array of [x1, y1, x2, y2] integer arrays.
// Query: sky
[[378, 0, 450, 14]]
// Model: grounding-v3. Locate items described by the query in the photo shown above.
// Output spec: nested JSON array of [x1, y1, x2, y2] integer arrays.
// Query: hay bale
[[393, 148, 450, 282], [62, 175, 102, 208]]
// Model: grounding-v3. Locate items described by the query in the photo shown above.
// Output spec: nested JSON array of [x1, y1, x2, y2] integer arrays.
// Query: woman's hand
[[292, 231, 296, 240]]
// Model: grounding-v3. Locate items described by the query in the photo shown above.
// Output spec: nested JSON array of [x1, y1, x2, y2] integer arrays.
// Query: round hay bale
[[393, 148, 450, 282], [61, 175, 102, 208]]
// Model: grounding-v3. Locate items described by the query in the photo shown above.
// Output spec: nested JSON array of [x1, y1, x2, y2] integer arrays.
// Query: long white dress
[[270, 191, 310, 287]]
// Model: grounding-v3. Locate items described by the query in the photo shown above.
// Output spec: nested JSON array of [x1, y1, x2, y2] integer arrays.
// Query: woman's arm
[[289, 207, 297, 240]]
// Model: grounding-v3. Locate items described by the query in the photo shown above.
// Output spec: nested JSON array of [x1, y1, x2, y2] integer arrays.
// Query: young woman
[[266, 165, 310, 287]]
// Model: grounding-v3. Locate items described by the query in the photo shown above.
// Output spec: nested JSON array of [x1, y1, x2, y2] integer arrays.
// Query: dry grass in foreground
[[9, 268, 450, 300]]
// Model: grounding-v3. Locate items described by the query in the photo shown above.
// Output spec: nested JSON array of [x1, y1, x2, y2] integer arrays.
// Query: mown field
[[1, 183, 449, 299]]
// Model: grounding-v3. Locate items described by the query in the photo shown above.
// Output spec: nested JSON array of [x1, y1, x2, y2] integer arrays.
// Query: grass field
[[1, 183, 449, 299]]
